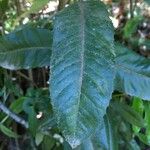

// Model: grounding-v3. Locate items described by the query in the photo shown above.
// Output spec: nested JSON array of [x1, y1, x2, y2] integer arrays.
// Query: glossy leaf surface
[[50, 1, 115, 147]]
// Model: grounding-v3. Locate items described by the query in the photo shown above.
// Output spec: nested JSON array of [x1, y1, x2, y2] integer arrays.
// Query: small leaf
[[128, 139, 140, 150], [137, 133, 150, 146], [35, 132, 44, 146], [132, 97, 144, 133], [28, 106, 38, 136], [0, 27, 52, 70], [0, 124, 18, 138], [123, 17, 142, 39], [42, 135, 56, 150], [23, 98, 38, 136], [10, 97, 25, 114]]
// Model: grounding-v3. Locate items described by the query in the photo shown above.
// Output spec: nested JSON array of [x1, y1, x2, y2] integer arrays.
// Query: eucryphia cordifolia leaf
[[0, 27, 52, 70], [50, 0, 115, 147]]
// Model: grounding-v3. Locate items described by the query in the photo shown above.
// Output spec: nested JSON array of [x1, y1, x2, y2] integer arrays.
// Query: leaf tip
[[66, 136, 81, 149]]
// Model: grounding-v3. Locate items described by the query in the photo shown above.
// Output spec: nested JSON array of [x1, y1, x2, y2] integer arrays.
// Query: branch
[[0, 101, 29, 129]]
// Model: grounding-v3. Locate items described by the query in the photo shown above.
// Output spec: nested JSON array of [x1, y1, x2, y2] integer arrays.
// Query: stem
[[130, 0, 134, 18], [28, 69, 34, 87], [0, 101, 28, 128], [16, 71, 37, 87], [42, 68, 46, 87]]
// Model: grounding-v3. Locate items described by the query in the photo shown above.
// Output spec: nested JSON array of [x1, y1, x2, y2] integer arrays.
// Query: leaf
[[111, 102, 145, 127], [0, 0, 9, 15], [28, 106, 38, 136], [50, 0, 115, 148], [132, 97, 144, 133], [143, 102, 150, 136], [42, 135, 56, 150], [123, 16, 142, 39], [0, 124, 18, 138], [114, 43, 150, 100], [127, 140, 141, 150], [93, 112, 118, 150], [0, 27, 52, 70], [23, 98, 38, 136], [15, 0, 50, 23], [35, 132, 44, 146]]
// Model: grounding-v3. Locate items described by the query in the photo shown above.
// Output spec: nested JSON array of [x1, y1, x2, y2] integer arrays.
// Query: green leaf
[[132, 97, 144, 133], [0, 124, 18, 138], [0, 27, 52, 70], [28, 106, 38, 136], [0, 0, 9, 15], [111, 102, 145, 127], [35, 132, 44, 146], [132, 97, 144, 114], [137, 133, 150, 145], [127, 139, 140, 150], [114, 43, 150, 100], [23, 98, 38, 136], [123, 17, 142, 39], [93, 112, 118, 150], [10, 97, 25, 114], [50, 1, 115, 148], [144, 102, 150, 134], [15, 0, 50, 23], [42, 135, 56, 150]]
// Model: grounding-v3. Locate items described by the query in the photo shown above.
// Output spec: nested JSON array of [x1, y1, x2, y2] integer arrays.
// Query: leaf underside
[[0, 27, 52, 70], [50, 1, 115, 148]]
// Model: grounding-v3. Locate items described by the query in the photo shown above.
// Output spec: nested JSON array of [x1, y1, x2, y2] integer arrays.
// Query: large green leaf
[[114, 43, 150, 100], [50, 0, 115, 148], [0, 27, 52, 69]]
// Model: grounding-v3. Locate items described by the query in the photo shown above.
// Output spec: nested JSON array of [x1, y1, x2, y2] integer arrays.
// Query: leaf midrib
[[74, 1, 85, 134], [0, 47, 51, 55], [115, 63, 150, 80]]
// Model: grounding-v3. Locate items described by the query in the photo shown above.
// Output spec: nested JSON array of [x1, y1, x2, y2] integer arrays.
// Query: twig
[[130, 0, 134, 18], [42, 68, 46, 87], [28, 69, 34, 87], [16, 71, 37, 87], [17, 71, 32, 81], [0, 101, 28, 129]]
